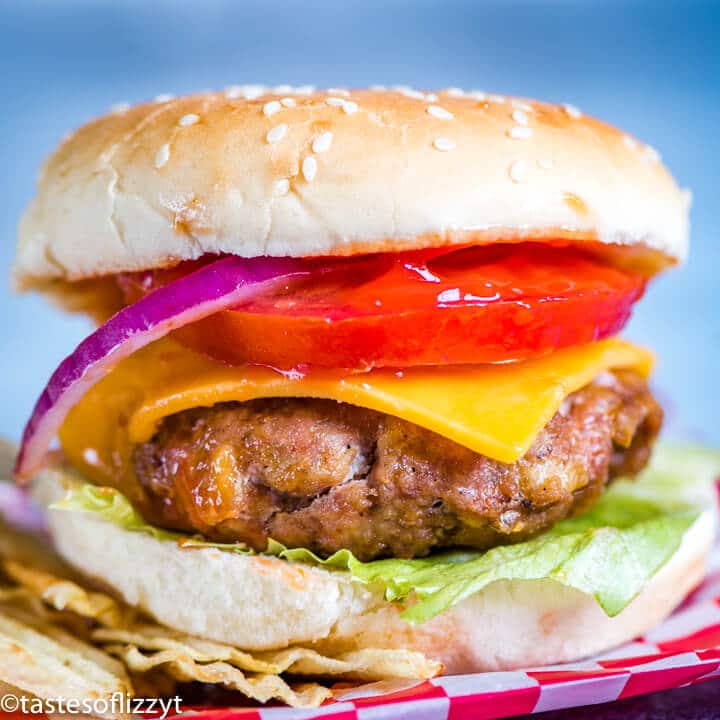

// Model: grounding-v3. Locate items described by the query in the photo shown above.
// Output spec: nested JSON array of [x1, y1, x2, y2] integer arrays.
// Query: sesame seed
[[266, 124, 288, 143], [622, 135, 637, 150], [273, 178, 290, 196], [427, 105, 454, 120], [400, 88, 425, 100], [511, 109, 529, 125], [327, 88, 350, 97], [154, 93, 174, 102], [280, 97, 296, 107], [263, 100, 282, 117], [326, 97, 345, 107], [178, 113, 200, 127], [424, 93, 439, 102], [469, 90, 487, 101], [224, 85, 244, 99], [273, 84, 293, 94], [312, 131, 333, 153], [511, 100, 533, 112], [444, 87, 465, 97], [242, 85, 266, 99], [488, 94, 506, 103], [643, 145, 661, 162], [370, 84, 387, 91], [433, 137, 456, 151], [509, 159, 528, 183], [302, 156, 318, 182], [110, 102, 130, 113], [294, 85, 315, 95], [562, 103, 582, 119], [537, 158, 554, 170], [342, 100, 358, 114], [507, 126, 533, 140], [154, 143, 170, 169]]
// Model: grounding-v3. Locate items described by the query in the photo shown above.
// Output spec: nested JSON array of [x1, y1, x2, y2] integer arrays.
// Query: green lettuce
[[52, 483, 184, 543], [51, 444, 719, 624]]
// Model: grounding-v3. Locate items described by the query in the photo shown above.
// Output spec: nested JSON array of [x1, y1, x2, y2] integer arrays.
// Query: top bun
[[14, 86, 689, 288]]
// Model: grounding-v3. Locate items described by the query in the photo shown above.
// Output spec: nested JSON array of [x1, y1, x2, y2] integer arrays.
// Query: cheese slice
[[59, 337, 653, 490]]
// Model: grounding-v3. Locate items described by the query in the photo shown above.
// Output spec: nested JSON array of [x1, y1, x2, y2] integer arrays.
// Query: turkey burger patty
[[133, 368, 661, 561]]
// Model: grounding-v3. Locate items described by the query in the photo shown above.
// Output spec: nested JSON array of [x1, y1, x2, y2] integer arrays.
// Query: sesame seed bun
[[15, 87, 689, 289], [34, 469, 715, 674]]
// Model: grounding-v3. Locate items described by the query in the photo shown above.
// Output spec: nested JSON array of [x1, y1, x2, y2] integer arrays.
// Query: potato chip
[[0, 605, 132, 717], [94, 626, 283, 673], [0, 586, 32, 603], [2, 559, 133, 629], [127, 669, 178, 701], [285, 647, 442, 681], [107, 645, 331, 708], [0, 439, 440, 708], [94, 625, 442, 681]]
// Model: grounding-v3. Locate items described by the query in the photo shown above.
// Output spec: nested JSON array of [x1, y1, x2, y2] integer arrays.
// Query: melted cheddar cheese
[[59, 337, 653, 490]]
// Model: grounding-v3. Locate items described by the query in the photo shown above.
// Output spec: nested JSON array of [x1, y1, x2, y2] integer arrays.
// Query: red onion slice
[[15, 255, 315, 481]]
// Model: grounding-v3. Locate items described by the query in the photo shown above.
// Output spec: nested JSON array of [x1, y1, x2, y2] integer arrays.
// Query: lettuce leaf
[[51, 444, 719, 624], [52, 483, 184, 543]]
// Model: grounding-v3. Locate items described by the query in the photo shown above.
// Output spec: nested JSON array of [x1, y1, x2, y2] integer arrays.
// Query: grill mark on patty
[[132, 369, 662, 560]]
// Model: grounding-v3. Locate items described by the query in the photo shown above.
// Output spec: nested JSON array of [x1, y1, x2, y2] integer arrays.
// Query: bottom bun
[[35, 470, 715, 674]]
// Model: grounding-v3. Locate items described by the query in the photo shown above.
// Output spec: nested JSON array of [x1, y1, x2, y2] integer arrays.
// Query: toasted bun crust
[[15, 87, 689, 289], [35, 471, 715, 674]]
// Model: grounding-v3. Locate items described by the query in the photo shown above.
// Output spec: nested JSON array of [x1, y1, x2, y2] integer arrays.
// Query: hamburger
[[11, 86, 718, 677]]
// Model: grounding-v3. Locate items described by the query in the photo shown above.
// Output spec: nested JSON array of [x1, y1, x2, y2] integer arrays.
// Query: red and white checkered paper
[[180, 509, 720, 719]]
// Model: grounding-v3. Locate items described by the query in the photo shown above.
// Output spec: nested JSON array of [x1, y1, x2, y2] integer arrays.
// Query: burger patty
[[133, 369, 661, 561]]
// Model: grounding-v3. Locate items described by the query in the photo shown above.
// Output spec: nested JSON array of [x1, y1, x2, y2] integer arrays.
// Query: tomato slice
[[117, 243, 646, 370]]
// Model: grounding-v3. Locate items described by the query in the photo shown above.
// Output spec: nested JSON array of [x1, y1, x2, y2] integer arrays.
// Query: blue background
[[1, 0, 718, 444]]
